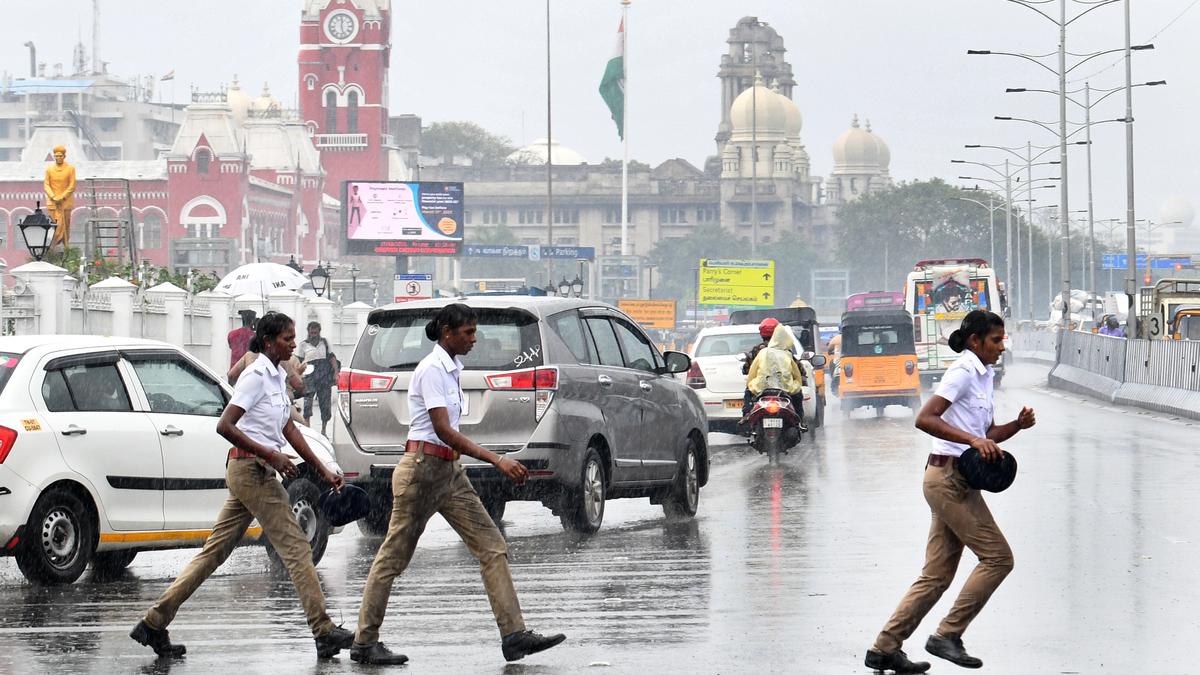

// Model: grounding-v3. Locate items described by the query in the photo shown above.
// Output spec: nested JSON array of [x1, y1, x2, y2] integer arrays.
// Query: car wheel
[[357, 485, 393, 537], [560, 447, 605, 534], [16, 487, 96, 585], [663, 437, 700, 521], [91, 549, 138, 579], [267, 478, 329, 573]]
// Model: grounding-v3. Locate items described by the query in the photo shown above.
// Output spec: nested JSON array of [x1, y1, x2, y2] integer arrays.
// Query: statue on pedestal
[[43, 145, 76, 250]]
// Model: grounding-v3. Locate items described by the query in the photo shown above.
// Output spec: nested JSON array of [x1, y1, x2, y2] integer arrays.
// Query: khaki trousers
[[355, 449, 525, 646], [874, 460, 1014, 652], [144, 457, 335, 637]]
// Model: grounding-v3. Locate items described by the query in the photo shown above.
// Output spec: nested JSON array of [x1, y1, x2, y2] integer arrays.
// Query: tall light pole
[[954, 158, 1058, 317], [969, 0, 1143, 327], [1124, 0, 1139, 335], [1005, 78, 1164, 324]]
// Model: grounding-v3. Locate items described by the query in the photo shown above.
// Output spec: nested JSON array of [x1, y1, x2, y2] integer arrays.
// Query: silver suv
[[331, 296, 708, 534]]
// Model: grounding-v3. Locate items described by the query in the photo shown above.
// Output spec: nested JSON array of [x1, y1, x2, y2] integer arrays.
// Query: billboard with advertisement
[[343, 181, 464, 256], [618, 299, 677, 329]]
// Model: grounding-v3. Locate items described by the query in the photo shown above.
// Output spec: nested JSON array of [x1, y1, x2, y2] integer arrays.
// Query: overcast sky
[[3, 0, 1198, 238]]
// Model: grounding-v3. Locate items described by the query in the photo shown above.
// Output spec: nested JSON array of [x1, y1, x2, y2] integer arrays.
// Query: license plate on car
[[763, 418, 783, 428], [725, 399, 743, 410]]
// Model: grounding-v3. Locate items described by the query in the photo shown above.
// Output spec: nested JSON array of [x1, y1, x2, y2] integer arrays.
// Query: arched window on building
[[347, 91, 359, 133], [141, 211, 163, 248], [325, 90, 337, 133], [196, 150, 211, 174]]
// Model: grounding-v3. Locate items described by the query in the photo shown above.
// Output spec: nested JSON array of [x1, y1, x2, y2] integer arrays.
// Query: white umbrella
[[215, 263, 308, 298]]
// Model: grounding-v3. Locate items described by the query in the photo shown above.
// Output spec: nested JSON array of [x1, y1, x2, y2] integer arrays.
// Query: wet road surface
[[1, 363, 1197, 673]]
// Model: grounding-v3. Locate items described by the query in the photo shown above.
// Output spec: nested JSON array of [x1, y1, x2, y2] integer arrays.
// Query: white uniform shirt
[[930, 349, 994, 457], [407, 343, 465, 445], [296, 338, 330, 364], [228, 353, 290, 451]]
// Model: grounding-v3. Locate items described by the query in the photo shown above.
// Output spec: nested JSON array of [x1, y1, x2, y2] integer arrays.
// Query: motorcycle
[[744, 389, 803, 465]]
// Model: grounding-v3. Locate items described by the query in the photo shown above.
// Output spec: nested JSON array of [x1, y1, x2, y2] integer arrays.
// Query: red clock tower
[[299, 0, 391, 197]]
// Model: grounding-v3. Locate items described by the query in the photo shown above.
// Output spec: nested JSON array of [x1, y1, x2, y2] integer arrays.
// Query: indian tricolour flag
[[598, 18, 625, 140]]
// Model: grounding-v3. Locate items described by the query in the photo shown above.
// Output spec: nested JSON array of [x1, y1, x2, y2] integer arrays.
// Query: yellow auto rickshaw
[[836, 309, 921, 417]]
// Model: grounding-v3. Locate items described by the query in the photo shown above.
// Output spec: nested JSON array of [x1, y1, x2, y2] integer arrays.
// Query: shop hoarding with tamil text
[[343, 181, 464, 255]]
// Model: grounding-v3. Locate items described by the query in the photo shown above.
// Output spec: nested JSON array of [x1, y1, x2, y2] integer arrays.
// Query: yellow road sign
[[699, 259, 775, 306], [618, 299, 677, 329]]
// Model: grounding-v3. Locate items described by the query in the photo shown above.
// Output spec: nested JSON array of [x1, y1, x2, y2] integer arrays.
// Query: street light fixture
[[286, 255, 303, 274], [348, 263, 360, 303], [18, 203, 56, 263], [558, 277, 572, 297], [570, 276, 584, 297], [309, 260, 330, 298]]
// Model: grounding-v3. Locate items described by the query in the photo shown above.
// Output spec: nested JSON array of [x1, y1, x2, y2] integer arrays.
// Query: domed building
[[827, 115, 892, 203], [506, 138, 587, 166]]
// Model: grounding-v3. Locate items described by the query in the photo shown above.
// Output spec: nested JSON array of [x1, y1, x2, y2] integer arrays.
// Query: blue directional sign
[[1102, 254, 1192, 270], [463, 245, 595, 261]]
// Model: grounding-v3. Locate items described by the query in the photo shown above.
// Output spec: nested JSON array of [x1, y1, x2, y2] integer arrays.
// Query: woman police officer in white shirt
[[350, 303, 565, 665], [130, 312, 354, 660], [866, 310, 1036, 673]]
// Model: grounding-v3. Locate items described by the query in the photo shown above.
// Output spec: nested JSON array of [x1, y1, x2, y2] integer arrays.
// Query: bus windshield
[[911, 278, 992, 316]]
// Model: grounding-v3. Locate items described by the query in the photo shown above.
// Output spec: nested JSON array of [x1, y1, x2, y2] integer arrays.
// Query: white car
[[685, 325, 818, 432], [0, 336, 343, 585]]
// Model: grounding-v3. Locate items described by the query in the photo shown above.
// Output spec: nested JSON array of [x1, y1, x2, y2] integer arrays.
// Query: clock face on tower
[[325, 10, 358, 43]]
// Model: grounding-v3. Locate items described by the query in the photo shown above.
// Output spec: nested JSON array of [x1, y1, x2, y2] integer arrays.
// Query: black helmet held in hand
[[956, 448, 1018, 493], [318, 484, 370, 526]]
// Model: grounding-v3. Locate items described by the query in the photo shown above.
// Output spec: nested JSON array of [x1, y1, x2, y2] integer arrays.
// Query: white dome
[[832, 114, 881, 170], [730, 73, 788, 139], [226, 76, 251, 125], [1159, 196, 1196, 228], [506, 138, 587, 166], [250, 82, 281, 116], [772, 86, 802, 140], [866, 119, 890, 170]]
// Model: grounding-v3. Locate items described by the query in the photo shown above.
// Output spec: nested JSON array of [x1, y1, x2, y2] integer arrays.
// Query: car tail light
[[686, 362, 707, 389], [338, 369, 397, 392], [0, 425, 17, 464], [905, 360, 916, 375], [487, 368, 559, 422], [486, 367, 558, 391], [337, 391, 352, 423], [844, 362, 854, 380]]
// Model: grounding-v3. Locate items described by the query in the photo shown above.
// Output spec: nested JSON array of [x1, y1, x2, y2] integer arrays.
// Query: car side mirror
[[735, 352, 747, 363], [661, 350, 691, 375], [808, 354, 827, 368]]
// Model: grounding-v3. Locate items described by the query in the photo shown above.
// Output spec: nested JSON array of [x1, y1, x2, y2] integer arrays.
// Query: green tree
[[646, 224, 751, 316], [836, 179, 1033, 291], [422, 121, 515, 167], [770, 230, 820, 306]]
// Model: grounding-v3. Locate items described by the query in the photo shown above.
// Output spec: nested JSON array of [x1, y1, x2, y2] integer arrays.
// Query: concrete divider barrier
[[1020, 328, 1200, 420]]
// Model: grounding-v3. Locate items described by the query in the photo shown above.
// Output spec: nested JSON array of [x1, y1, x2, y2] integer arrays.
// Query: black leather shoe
[[864, 648, 930, 673], [129, 620, 186, 658], [501, 630, 566, 662], [350, 642, 409, 665], [925, 634, 983, 669], [315, 625, 355, 659]]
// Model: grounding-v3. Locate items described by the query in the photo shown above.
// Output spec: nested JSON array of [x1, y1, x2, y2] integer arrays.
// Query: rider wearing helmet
[[740, 318, 806, 427]]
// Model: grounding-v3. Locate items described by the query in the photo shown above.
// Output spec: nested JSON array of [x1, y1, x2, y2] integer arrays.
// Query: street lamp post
[[17, 203, 56, 262], [348, 263, 360, 304], [309, 260, 330, 299]]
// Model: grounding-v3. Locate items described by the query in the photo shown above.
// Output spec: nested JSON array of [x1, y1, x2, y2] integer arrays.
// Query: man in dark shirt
[[228, 310, 257, 367]]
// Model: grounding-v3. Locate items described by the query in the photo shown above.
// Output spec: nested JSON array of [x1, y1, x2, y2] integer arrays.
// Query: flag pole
[[620, 0, 630, 258]]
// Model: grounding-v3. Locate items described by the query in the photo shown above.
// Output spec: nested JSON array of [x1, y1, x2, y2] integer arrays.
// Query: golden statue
[[44, 145, 76, 249]]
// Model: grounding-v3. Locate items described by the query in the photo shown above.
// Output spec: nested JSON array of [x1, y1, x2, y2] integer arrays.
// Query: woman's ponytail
[[424, 317, 441, 341]]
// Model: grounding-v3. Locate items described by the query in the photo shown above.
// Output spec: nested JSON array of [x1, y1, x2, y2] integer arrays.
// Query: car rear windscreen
[[354, 309, 543, 372], [695, 333, 764, 358]]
